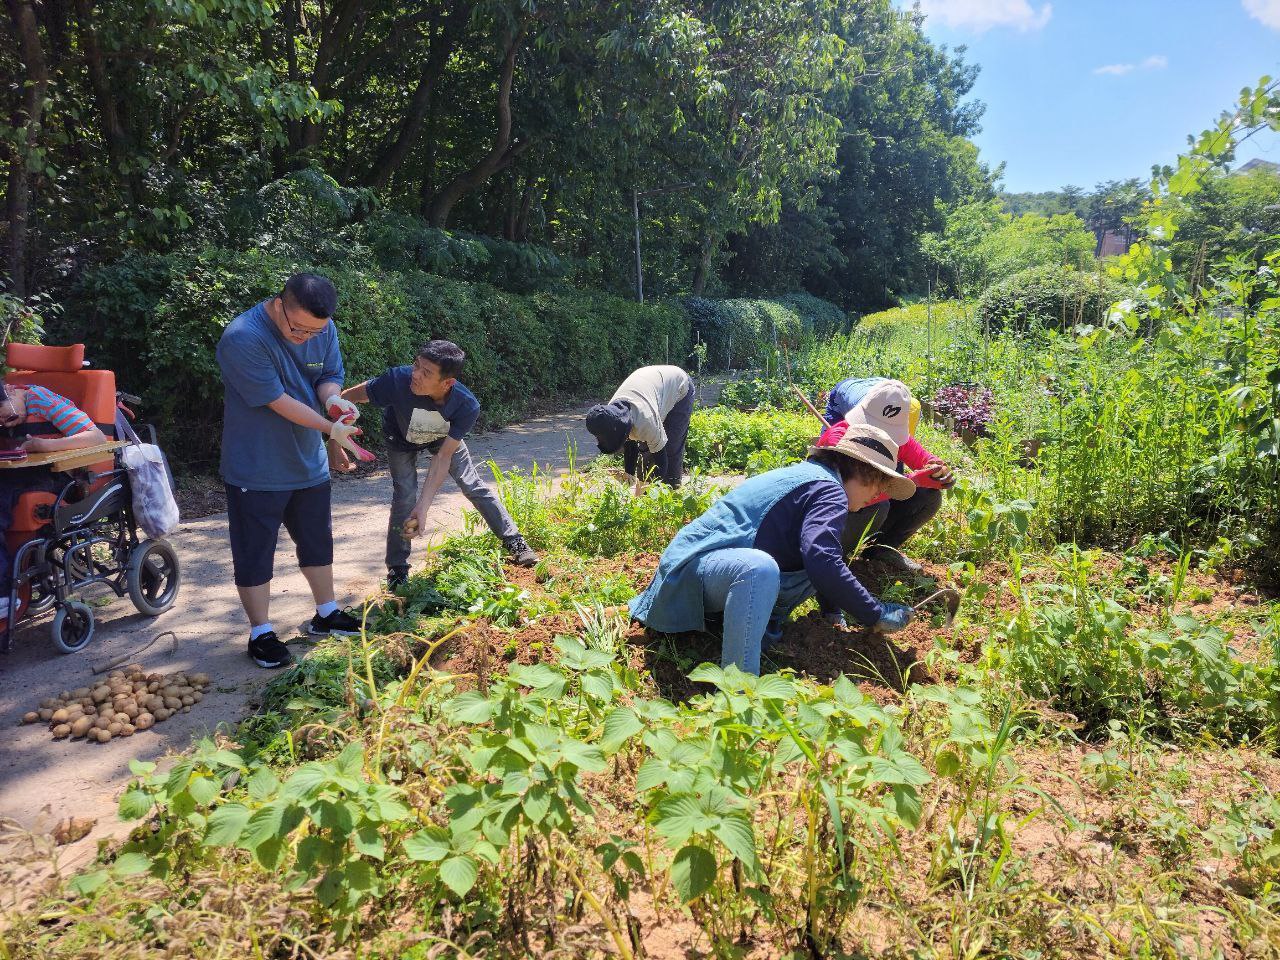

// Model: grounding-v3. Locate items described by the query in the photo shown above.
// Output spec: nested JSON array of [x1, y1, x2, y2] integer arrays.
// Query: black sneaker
[[386, 568, 409, 591], [309, 608, 364, 637], [248, 631, 293, 669], [861, 543, 924, 575], [503, 535, 539, 568]]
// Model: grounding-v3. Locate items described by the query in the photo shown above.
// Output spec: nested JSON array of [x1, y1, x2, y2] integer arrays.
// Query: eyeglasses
[[279, 296, 329, 340]]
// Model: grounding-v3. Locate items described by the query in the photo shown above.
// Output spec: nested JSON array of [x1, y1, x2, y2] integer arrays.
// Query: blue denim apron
[[629, 461, 844, 633]]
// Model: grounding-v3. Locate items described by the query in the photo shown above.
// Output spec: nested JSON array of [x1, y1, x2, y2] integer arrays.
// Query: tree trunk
[[4, 0, 49, 298], [298, 0, 367, 153], [691, 230, 716, 297], [425, 27, 531, 228], [72, 0, 133, 200], [366, 0, 465, 191], [513, 174, 536, 242]]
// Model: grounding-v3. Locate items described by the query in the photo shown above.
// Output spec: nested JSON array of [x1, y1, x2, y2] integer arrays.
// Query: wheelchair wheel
[[126, 539, 180, 616], [51, 601, 95, 654]]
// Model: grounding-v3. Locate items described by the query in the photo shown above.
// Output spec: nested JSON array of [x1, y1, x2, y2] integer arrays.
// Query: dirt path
[[0, 406, 596, 885]]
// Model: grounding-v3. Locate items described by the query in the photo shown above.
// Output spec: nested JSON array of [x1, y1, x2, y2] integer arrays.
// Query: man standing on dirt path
[[586, 364, 695, 487], [341, 339, 539, 591], [217, 273, 369, 670]]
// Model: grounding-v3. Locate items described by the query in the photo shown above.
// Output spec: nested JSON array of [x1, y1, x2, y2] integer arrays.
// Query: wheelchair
[[0, 343, 181, 654]]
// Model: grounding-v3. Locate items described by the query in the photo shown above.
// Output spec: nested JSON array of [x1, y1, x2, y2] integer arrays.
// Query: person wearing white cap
[[840, 378, 955, 575], [629, 421, 917, 675]]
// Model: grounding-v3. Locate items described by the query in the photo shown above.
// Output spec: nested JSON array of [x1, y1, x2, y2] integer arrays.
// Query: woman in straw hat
[[629, 421, 917, 675]]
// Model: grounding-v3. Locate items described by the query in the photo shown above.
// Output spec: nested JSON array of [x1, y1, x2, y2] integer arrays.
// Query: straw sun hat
[[810, 420, 916, 501]]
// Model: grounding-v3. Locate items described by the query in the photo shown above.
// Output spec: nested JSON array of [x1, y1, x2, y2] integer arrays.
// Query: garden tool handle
[[792, 384, 831, 428], [912, 588, 962, 627]]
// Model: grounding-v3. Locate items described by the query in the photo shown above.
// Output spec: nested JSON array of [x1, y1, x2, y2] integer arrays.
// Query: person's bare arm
[[403, 437, 461, 538], [266, 393, 334, 433], [22, 426, 107, 453], [341, 382, 370, 404]]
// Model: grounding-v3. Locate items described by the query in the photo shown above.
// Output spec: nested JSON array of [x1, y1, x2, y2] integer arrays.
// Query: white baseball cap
[[844, 379, 913, 448]]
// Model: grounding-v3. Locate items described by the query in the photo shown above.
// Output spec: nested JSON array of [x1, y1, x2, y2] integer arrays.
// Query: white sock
[[315, 601, 338, 618], [250, 622, 274, 640]]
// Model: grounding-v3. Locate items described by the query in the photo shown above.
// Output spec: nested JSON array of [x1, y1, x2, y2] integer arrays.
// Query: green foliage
[[923, 201, 1098, 297], [683, 294, 847, 370], [989, 550, 1280, 742], [976, 265, 1127, 333], [364, 212, 571, 293], [685, 407, 816, 474]]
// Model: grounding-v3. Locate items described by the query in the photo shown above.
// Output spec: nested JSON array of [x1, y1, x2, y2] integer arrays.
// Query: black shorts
[[225, 481, 333, 587]]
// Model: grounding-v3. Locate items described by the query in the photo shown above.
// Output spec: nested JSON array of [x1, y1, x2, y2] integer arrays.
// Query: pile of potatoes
[[20, 664, 211, 744]]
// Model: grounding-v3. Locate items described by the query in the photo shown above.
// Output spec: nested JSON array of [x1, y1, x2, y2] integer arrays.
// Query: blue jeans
[[385, 441, 520, 575], [697, 548, 814, 675]]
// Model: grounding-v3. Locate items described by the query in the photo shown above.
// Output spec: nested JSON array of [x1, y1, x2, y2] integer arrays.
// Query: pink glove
[[330, 421, 375, 462]]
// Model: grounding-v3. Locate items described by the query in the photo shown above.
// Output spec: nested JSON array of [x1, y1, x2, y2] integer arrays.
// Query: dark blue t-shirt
[[365, 366, 481, 452], [753, 479, 883, 625], [217, 301, 344, 490]]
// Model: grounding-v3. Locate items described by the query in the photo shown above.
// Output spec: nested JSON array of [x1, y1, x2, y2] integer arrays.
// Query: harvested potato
[[95, 729, 112, 743], [121, 702, 139, 719], [70, 716, 93, 738], [112, 712, 130, 725], [72, 687, 89, 699], [154, 708, 170, 721], [135, 713, 154, 731], [163, 696, 181, 711], [38, 708, 53, 722], [94, 715, 111, 730], [181, 695, 194, 707], [59, 690, 71, 700], [190, 673, 209, 686], [51, 708, 69, 724], [118, 724, 135, 737], [107, 722, 122, 736], [192, 692, 203, 703], [91, 686, 109, 703], [181, 706, 191, 713], [52, 724, 70, 739], [21, 711, 38, 724]]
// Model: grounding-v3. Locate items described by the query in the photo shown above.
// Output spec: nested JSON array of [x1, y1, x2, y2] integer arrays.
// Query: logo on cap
[[882, 403, 902, 418]]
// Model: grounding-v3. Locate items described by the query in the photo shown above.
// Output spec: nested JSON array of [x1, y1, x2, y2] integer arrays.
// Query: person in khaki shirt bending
[[586, 365, 694, 487]]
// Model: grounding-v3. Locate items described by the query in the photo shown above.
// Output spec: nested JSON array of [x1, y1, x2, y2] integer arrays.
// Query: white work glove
[[325, 395, 360, 424], [329, 420, 372, 461]]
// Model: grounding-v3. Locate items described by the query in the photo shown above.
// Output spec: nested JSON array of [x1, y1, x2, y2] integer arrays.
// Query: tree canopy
[[1, 0, 992, 309]]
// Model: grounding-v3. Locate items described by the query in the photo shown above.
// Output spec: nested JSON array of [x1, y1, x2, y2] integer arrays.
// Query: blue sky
[[902, 0, 1280, 192]]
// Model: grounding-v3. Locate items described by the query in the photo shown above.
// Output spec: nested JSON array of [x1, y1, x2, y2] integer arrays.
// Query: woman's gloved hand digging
[[875, 601, 915, 634]]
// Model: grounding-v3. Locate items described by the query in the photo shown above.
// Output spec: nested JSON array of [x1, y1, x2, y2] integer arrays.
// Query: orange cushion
[[6, 343, 84, 373]]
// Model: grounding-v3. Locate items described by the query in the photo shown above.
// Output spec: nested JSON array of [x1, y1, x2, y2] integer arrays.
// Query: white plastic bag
[[117, 417, 180, 539]]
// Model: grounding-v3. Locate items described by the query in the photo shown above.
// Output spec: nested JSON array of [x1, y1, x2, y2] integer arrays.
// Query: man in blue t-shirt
[[342, 340, 538, 588], [217, 273, 368, 669]]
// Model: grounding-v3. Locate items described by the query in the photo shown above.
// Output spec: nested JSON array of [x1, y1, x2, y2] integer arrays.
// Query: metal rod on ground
[[91, 630, 177, 674]]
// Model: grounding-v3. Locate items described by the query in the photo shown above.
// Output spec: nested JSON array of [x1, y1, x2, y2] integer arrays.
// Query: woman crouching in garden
[[629, 421, 919, 675]]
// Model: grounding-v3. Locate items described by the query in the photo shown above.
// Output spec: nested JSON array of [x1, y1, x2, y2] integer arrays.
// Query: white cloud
[[1093, 54, 1168, 77], [915, 0, 1052, 33], [1243, 0, 1280, 30]]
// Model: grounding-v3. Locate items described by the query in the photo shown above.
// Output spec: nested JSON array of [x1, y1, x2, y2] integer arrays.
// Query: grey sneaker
[[862, 543, 924, 575], [503, 535, 539, 568]]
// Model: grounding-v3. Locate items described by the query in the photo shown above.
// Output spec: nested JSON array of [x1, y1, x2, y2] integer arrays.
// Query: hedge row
[[66, 247, 687, 470], [976, 264, 1127, 332], [684, 292, 850, 370]]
